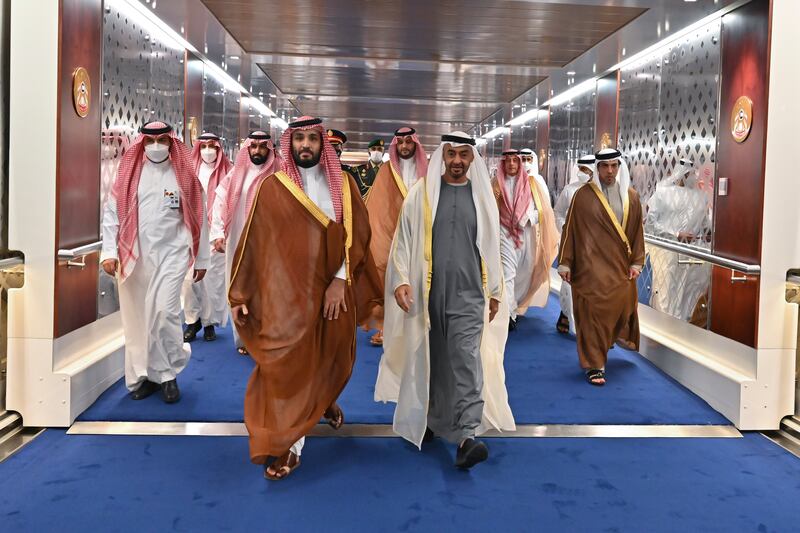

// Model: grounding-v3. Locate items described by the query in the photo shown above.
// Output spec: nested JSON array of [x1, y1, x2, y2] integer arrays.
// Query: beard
[[399, 146, 416, 160], [249, 153, 267, 165], [293, 149, 321, 169]]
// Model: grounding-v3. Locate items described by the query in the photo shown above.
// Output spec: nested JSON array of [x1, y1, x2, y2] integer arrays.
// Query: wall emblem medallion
[[72, 67, 91, 118], [730, 96, 753, 143]]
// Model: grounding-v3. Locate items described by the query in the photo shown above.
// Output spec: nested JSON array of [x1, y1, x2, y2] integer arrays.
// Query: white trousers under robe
[[500, 224, 536, 320], [182, 248, 227, 327]]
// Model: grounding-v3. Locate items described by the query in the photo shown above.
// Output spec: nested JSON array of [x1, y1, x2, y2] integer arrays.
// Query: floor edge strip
[[67, 422, 741, 438]]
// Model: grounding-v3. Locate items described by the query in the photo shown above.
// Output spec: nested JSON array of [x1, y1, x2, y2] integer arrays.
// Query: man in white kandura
[[553, 154, 594, 335], [101, 121, 209, 403], [376, 131, 515, 470]]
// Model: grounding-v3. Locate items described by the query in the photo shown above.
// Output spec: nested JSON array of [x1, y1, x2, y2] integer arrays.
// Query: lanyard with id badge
[[164, 189, 180, 210]]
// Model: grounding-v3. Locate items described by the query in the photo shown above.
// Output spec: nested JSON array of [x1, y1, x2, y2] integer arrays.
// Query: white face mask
[[144, 142, 169, 163], [200, 147, 218, 164], [369, 151, 383, 164], [577, 170, 592, 183], [524, 161, 535, 174]]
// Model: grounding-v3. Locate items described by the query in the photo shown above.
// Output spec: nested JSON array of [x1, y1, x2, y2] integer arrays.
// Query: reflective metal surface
[[547, 89, 596, 197], [68, 421, 740, 439], [645, 236, 759, 274], [619, 20, 720, 240], [199, 0, 645, 147], [0, 426, 45, 464]]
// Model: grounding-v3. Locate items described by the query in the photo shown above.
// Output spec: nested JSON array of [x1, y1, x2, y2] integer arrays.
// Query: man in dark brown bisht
[[228, 116, 376, 480], [557, 148, 645, 387], [362, 126, 428, 346]]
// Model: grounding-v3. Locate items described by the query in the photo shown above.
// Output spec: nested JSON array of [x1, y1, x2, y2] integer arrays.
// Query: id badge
[[164, 190, 180, 209]]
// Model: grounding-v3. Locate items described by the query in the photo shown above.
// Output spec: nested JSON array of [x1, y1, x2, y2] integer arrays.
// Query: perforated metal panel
[[618, 20, 720, 236], [99, 3, 186, 317], [101, 4, 184, 138], [620, 21, 720, 326], [547, 89, 596, 200]]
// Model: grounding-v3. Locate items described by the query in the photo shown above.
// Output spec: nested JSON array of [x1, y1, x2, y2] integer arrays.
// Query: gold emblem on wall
[[599, 132, 612, 150], [72, 67, 91, 118], [538, 148, 547, 171], [187, 116, 199, 146], [730, 96, 753, 143]]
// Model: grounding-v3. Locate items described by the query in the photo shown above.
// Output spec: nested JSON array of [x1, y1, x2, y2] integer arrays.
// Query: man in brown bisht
[[557, 148, 645, 386], [362, 126, 428, 346], [228, 116, 375, 480]]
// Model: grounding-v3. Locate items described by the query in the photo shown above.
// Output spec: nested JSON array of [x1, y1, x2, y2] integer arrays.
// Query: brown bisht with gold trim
[[360, 162, 410, 326], [557, 183, 645, 370], [228, 171, 375, 462]]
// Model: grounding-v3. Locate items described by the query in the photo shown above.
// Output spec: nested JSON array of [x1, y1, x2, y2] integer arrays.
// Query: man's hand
[[677, 231, 695, 243], [488, 298, 500, 322], [213, 238, 226, 253], [101, 259, 118, 276], [394, 284, 413, 313], [629, 267, 641, 280], [559, 270, 571, 283], [193, 269, 206, 283], [323, 278, 347, 320], [232, 304, 249, 327]]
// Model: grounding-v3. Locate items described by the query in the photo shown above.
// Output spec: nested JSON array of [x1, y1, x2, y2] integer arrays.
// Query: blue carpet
[[80, 296, 729, 425], [2, 430, 798, 532]]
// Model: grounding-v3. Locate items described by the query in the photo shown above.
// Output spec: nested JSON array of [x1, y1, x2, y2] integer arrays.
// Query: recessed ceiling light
[[566, 71, 576, 76]]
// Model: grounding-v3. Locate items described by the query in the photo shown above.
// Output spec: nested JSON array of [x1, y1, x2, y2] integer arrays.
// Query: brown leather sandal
[[264, 452, 300, 481]]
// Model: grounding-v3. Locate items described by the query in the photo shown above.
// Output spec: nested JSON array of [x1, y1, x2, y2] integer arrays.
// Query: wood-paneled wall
[[709, 0, 771, 347], [54, 0, 103, 337]]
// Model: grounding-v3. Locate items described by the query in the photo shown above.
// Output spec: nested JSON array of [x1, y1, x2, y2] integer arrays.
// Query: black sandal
[[586, 369, 606, 386], [556, 312, 570, 334]]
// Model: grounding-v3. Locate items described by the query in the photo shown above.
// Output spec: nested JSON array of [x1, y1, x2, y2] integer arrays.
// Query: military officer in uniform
[[327, 128, 360, 185], [353, 138, 385, 198]]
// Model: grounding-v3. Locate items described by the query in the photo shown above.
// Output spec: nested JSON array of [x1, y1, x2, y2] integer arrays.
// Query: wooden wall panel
[[709, 0, 771, 348], [710, 266, 759, 347], [712, 0, 770, 264], [54, 0, 103, 337], [595, 72, 619, 150]]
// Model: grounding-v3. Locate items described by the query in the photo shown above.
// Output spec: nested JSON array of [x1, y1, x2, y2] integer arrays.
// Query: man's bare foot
[[323, 402, 344, 429], [264, 451, 300, 480]]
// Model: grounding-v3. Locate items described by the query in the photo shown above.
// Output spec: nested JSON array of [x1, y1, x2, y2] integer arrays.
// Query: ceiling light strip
[[500, 1, 745, 132], [112, 0, 287, 129]]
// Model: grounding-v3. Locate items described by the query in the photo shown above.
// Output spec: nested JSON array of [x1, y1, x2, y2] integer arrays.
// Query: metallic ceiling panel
[[295, 98, 501, 127], [201, 1, 645, 66], [258, 62, 544, 103]]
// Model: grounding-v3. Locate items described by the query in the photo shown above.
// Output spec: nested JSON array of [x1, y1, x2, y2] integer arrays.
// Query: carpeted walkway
[[79, 296, 729, 425], [1, 430, 797, 532]]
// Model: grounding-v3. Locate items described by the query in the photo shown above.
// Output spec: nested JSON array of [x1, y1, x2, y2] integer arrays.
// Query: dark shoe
[[203, 325, 217, 341], [455, 438, 489, 469], [586, 368, 606, 387], [423, 427, 435, 444], [183, 320, 202, 342], [161, 379, 180, 403], [130, 380, 160, 400], [508, 317, 517, 332], [556, 312, 570, 334]]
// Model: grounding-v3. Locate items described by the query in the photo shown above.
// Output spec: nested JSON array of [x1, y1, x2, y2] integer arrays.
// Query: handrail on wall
[[644, 235, 761, 275], [0, 256, 23, 270], [57, 240, 102, 268], [57, 240, 102, 260]]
